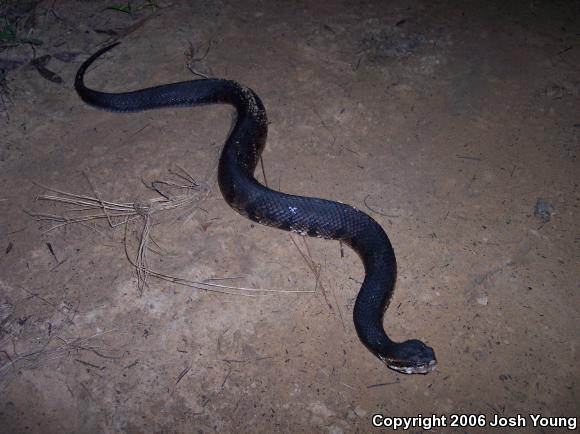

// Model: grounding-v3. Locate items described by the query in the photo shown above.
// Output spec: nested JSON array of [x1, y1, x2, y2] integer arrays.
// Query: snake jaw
[[380, 356, 437, 375]]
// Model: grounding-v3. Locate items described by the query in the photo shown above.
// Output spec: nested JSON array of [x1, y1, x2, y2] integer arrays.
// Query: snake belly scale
[[75, 43, 436, 374]]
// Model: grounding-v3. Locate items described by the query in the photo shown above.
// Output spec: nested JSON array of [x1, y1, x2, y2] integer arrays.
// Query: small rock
[[476, 295, 488, 305], [534, 198, 553, 223]]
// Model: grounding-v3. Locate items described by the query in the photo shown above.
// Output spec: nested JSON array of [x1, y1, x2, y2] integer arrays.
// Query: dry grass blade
[[31, 163, 316, 297], [122, 231, 315, 297], [0, 328, 119, 388], [185, 40, 213, 79], [289, 235, 331, 308]]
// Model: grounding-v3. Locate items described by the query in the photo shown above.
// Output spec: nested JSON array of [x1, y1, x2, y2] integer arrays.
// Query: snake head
[[378, 339, 437, 374]]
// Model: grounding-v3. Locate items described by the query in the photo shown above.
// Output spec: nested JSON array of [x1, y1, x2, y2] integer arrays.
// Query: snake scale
[[75, 43, 436, 374]]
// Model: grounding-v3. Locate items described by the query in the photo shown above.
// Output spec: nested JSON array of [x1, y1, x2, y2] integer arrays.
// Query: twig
[[175, 364, 191, 385], [259, 156, 268, 187], [185, 40, 212, 79], [75, 358, 105, 370], [455, 154, 481, 161], [363, 194, 400, 218], [367, 380, 399, 388]]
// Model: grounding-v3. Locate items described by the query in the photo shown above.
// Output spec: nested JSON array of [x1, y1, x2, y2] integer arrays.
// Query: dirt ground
[[0, 0, 578, 433]]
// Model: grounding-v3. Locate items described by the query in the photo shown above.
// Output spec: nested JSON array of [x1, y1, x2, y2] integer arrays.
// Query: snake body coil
[[75, 43, 436, 374]]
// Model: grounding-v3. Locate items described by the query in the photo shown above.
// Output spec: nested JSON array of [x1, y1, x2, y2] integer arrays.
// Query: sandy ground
[[0, 1, 578, 433]]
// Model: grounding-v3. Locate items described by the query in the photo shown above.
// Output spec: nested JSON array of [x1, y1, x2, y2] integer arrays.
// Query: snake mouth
[[383, 358, 437, 375]]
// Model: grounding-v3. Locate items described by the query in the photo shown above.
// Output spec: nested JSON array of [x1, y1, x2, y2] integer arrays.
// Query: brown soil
[[0, 1, 578, 433]]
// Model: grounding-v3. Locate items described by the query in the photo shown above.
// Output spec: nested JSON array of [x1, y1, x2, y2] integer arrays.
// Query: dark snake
[[75, 43, 436, 374]]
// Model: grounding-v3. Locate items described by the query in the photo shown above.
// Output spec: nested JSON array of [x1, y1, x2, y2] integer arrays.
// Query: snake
[[75, 43, 437, 374]]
